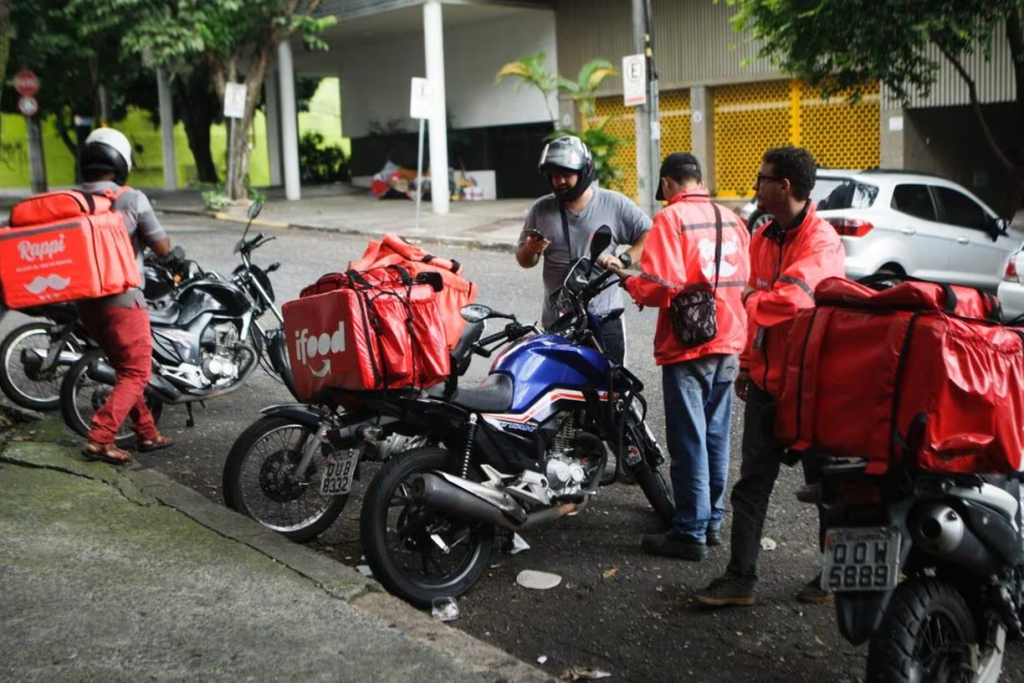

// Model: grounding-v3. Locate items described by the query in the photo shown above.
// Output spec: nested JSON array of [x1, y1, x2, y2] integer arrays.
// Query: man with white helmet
[[76, 127, 178, 464]]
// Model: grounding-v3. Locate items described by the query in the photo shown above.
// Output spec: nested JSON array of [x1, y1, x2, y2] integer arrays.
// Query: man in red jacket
[[601, 152, 749, 561], [696, 146, 846, 606]]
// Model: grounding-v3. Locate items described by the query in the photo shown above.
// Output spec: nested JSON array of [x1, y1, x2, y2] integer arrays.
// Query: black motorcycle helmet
[[80, 128, 132, 186], [538, 135, 596, 203]]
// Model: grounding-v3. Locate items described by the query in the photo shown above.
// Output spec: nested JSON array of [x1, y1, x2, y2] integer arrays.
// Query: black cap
[[655, 152, 702, 200]]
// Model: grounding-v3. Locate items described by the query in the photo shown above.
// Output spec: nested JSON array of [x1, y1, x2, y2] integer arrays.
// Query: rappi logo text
[[294, 322, 346, 378], [18, 233, 66, 262]]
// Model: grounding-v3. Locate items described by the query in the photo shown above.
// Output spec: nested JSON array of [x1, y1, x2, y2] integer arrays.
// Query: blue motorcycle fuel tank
[[490, 333, 610, 414]]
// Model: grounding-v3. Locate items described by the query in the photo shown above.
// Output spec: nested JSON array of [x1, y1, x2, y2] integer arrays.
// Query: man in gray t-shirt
[[516, 136, 651, 365]]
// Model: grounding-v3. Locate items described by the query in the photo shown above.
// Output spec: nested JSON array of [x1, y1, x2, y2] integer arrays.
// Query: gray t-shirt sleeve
[[616, 194, 652, 245], [132, 191, 167, 247], [518, 199, 550, 249]]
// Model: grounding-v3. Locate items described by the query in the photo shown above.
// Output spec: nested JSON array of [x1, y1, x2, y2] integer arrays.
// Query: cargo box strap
[[889, 311, 922, 463]]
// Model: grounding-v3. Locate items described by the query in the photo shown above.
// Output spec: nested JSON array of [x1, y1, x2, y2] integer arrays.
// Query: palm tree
[[495, 52, 559, 129], [557, 59, 617, 131]]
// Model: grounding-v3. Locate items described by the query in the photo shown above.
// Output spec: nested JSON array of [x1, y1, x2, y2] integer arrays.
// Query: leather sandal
[[137, 434, 174, 453], [83, 441, 133, 465]]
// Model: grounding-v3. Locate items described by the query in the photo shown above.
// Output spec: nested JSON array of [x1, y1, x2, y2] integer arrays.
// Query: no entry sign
[[14, 70, 39, 97], [18, 96, 38, 117]]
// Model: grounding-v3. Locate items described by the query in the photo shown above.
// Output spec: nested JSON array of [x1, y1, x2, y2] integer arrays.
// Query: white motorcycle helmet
[[81, 128, 133, 185]]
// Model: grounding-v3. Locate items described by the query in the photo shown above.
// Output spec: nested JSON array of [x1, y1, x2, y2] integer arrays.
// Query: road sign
[[18, 96, 38, 117], [622, 54, 646, 107], [14, 70, 39, 97], [409, 77, 433, 120], [224, 82, 247, 119]]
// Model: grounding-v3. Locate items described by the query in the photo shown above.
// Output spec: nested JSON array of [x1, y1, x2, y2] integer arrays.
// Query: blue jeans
[[662, 353, 739, 542]]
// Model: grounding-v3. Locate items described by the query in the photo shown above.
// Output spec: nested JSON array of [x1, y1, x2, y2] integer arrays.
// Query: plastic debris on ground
[[760, 537, 778, 551], [509, 532, 531, 554], [560, 666, 612, 681], [356, 565, 374, 577], [516, 569, 562, 590], [537, 655, 548, 665], [431, 597, 459, 622], [602, 566, 619, 580]]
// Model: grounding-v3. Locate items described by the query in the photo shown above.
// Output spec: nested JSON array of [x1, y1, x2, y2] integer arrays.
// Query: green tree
[[728, 0, 1024, 213], [126, 0, 336, 199], [496, 53, 624, 189]]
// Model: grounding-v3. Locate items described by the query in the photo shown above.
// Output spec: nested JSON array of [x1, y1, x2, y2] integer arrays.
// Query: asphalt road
[[3, 213, 1022, 683]]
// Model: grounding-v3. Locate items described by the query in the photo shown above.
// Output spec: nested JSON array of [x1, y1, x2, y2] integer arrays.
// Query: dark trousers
[[600, 316, 626, 366], [725, 382, 825, 587]]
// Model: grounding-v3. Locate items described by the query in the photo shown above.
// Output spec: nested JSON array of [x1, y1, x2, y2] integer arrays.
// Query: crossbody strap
[[558, 203, 572, 255], [711, 203, 723, 293]]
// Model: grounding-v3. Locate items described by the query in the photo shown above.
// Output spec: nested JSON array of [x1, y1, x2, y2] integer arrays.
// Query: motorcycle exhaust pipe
[[911, 503, 1000, 576], [413, 473, 526, 531]]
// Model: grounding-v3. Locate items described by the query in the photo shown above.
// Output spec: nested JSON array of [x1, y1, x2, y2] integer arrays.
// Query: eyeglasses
[[755, 173, 784, 185]]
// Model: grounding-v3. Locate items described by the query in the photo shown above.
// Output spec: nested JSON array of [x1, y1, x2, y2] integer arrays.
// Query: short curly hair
[[763, 146, 816, 201]]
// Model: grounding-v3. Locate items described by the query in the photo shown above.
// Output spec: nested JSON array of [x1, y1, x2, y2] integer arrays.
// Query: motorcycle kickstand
[[185, 403, 195, 428]]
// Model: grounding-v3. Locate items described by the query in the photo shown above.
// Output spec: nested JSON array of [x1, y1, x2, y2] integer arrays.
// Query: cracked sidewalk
[[0, 408, 551, 683]]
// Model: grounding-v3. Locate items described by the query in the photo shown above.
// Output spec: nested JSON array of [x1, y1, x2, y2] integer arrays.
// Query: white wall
[[337, 8, 557, 137]]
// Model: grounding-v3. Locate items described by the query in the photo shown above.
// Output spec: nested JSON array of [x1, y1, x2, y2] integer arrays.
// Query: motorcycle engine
[[543, 412, 596, 498], [199, 323, 242, 385]]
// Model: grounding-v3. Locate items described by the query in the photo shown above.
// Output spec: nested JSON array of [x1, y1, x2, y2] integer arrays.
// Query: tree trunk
[[226, 49, 270, 200], [174, 78, 219, 184]]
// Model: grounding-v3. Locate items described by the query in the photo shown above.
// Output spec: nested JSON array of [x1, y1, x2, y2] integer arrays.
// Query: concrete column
[[424, 0, 449, 215], [880, 109, 906, 169], [265, 68, 283, 187], [156, 68, 178, 190], [689, 86, 715, 192], [277, 41, 301, 201]]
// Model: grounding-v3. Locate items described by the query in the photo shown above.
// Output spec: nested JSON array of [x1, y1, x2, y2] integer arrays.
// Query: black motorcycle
[[59, 202, 294, 446], [0, 259, 180, 411]]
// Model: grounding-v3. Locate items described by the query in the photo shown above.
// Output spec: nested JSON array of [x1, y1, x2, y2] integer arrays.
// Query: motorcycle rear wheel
[[222, 415, 352, 542], [60, 348, 163, 448], [0, 322, 82, 411], [866, 578, 977, 683], [361, 446, 495, 608]]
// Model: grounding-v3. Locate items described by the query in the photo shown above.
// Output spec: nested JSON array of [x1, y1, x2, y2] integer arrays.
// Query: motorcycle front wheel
[[624, 412, 674, 523], [59, 348, 164, 448], [1, 322, 82, 411], [361, 446, 495, 608], [222, 415, 352, 542], [866, 578, 977, 683]]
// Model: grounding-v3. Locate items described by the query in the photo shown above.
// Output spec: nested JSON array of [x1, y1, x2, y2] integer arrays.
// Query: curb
[[0, 407, 553, 683], [154, 206, 519, 253]]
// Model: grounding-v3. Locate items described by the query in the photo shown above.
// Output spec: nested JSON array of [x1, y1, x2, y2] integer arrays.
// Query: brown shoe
[[694, 575, 756, 607], [83, 441, 133, 465], [796, 575, 834, 604]]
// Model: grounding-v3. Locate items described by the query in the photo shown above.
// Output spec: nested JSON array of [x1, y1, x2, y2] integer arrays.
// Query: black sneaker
[[796, 574, 834, 604], [640, 529, 707, 561], [706, 527, 723, 547], [694, 575, 756, 607]]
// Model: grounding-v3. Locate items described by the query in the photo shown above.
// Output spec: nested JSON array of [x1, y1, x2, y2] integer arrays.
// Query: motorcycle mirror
[[589, 225, 613, 262], [248, 201, 264, 220], [461, 304, 493, 323]]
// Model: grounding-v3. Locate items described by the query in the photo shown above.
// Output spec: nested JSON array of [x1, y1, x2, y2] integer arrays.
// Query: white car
[[740, 169, 860, 230], [747, 170, 1017, 291], [997, 248, 1024, 321]]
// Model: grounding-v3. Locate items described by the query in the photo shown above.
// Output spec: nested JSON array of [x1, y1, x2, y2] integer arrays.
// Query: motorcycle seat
[[147, 301, 180, 326], [450, 373, 513, 413]]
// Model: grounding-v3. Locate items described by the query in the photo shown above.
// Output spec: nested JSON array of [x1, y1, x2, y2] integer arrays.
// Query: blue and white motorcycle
[[359, 226, 673, 607]]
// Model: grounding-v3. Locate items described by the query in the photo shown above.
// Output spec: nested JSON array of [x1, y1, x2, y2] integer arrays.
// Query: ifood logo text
[[294, 322, 346, 378]]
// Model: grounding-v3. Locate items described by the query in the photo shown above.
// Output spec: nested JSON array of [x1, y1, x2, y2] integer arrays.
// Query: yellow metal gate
[[713, 80, 880, 198]]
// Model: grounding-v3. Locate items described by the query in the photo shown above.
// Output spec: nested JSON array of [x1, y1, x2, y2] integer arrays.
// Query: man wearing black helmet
[[76, 127, 179, 465], [516, 135, 651, 365]]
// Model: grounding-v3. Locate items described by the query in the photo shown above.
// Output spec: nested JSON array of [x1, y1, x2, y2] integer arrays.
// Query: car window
[[891, 184, 937, 221], [934, 187, 989, 231], [818, 180, 878, 210], [810, 179, 845, 205]]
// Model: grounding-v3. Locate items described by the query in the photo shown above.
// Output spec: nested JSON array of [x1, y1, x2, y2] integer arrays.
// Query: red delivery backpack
[[0, 187, 140, 309], [346, 234, 477, 349], [775, 276, 1024, 475], [283, 265, 450, 403]]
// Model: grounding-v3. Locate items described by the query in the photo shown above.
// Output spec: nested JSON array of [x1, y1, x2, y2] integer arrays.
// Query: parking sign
[[623, 54, 646, 107]]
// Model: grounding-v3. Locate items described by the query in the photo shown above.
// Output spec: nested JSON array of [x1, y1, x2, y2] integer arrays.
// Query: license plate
[[319, 451, 358, 496], [822, 527, 901, 592]]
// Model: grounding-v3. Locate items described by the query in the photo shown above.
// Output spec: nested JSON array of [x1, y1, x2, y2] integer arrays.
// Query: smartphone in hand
[[523, 229, 546, 241]]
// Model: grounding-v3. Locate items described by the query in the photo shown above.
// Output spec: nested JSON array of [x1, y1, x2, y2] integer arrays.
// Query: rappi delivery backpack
[[775, 276, 1024, 476], [0, 187, 140, 309]]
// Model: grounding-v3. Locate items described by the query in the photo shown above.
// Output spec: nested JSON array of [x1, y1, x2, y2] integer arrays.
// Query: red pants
[[78, 305, 158, 445]]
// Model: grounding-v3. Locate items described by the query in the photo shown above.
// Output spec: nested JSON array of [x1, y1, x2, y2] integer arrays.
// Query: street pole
[[645, 0, 661, 208], [415, 118, 425, 230], [27, 116, 46, 194], [631, 0, 652, 217], [227, 118, 236, 200]]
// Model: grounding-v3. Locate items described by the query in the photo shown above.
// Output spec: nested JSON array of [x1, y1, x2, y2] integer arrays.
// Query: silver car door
[[933, 186, 1010, 290], [888, 183, 950, 280]]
